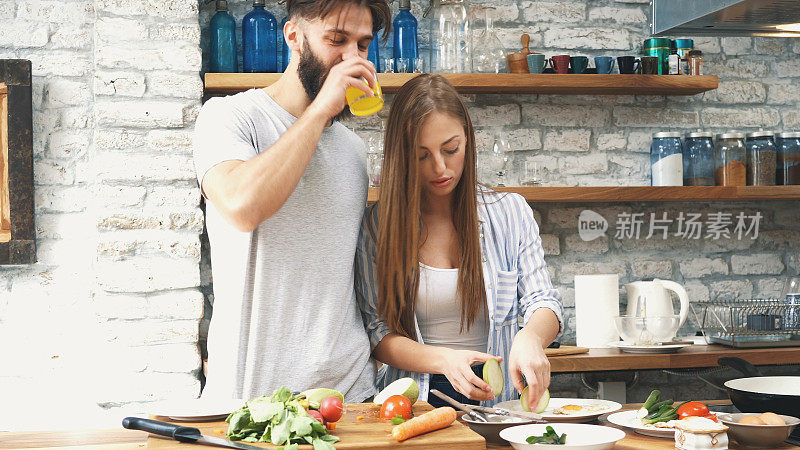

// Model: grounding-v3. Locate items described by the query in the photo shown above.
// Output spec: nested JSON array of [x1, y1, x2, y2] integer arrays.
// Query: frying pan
[[718, 357, 800, 418]]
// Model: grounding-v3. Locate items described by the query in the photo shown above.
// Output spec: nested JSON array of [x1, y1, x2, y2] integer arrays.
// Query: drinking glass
[[413, 57, 425, 73], [522, 160, 541, 186], [382, 57, 395, 73], [396, 57, 411, 74]]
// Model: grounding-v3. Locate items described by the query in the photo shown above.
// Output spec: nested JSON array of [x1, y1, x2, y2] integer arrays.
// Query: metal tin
[[643, 38, 672, 75], [674, 39, 694, 51]]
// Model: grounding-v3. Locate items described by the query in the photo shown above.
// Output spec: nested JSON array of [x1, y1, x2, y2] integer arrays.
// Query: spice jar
[[683, 131, 715, 186], [746, 129, 777, 186], [715, 131, 746, 186], [777, 132, 800, 185], [688, 50, 703, 75], [651, 132, 683, 186]]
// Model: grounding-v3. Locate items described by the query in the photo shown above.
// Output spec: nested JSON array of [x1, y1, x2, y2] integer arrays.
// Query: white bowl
[[499, 423, 627, 449]]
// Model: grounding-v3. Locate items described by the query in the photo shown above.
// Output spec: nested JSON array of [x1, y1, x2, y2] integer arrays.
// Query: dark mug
[[641, 56, 660, 75], [617, 56, 640, 74], [570, 56, 589, 74], [549, 55, 570, 74]]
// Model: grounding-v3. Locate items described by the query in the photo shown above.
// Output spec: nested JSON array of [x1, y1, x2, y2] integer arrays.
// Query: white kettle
[[624, 279, 690, 327]]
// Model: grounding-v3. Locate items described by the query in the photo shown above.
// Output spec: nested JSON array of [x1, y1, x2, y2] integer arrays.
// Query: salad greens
[[226, 386, 340, 449], [638, 389, 689, 424], [526, 426, 567, 445]]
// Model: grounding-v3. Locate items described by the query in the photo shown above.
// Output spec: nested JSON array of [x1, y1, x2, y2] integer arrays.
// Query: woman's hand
[[435, 349, 501, 402], [508, 326, 551, 411]]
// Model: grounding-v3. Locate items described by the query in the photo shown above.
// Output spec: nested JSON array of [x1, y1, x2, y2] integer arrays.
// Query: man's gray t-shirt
[[193, 88, 376, 402]]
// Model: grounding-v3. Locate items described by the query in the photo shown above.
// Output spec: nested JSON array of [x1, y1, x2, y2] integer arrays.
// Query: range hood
[[651, 0, 800, 37]]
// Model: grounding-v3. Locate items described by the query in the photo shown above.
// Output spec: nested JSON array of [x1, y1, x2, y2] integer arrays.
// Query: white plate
[[606, 409, 676, 438], [500, 423, 627, 449], [494, 398, 622, 423], [608, 341, 691, 354], [148, 397, 246, 422]]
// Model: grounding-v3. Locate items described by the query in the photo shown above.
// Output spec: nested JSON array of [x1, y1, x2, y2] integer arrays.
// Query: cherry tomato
[[307, 409, 325, 424], [677, 401, 710, 419], [319, 396, 344, 423], [379, 394, 413, 420]]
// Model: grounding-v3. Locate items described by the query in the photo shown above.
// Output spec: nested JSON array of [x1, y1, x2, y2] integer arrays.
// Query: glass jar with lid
[[714, 131, 746, 186], [651, 132, 683, 186], [683, 130, 714, 186], [777, 132, 800, 185], [746, 129, 777, 186]]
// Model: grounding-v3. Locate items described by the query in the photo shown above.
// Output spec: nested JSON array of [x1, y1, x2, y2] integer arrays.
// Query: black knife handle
[[122, 417, 202, 443]]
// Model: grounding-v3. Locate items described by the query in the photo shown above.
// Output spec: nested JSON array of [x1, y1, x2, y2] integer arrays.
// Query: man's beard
[[298, 40, 352, 122]]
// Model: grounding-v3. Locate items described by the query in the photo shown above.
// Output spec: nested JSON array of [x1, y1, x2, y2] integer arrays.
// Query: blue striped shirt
[[354, 187, 564, 406]]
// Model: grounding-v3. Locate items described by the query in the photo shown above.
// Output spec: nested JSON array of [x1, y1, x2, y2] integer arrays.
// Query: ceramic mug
[[526, 53, 547, 74], [570, 56, 589, 74], [549, 55, 570, 74], [594, 56, 615, 74], [617, 56, 640, 74], [641, 56, 660, 75]]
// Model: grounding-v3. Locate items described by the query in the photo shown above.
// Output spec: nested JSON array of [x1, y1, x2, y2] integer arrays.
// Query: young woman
[[354, 74, 563, 408]]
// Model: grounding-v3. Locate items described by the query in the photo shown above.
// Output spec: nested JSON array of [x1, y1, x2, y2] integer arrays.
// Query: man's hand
[[435, 348, 501, 402], [508, 327, 550, 411], [307, 54, 377, 121]]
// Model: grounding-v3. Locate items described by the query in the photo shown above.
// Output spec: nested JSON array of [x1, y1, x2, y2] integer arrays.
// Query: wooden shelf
[[204, 73, 719, 96], [367, 186, 800, 203], [0, 230, 9, 243], [549, 344, 800, 373]]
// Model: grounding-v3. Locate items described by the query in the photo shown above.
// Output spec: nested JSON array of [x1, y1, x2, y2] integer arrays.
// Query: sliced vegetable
[[391, 406, 457, 442], [520, 386, 550, 413], [373, 377, 419, 406], [482, 358, 504, 396]]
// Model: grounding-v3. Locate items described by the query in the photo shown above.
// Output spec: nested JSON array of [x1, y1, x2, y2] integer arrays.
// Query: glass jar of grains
[[715, 131, 746, 186], [746, 130, 777, 186], [777, 132, 800, 185], [683, 131, 715, 186]]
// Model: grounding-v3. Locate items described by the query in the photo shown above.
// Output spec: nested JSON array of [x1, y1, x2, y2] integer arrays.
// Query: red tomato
[[307, 409, 325, 424], [379, 394, 413, 420], [704, 414, 718, 422], [319, 396, 344, 423], [677, 401, 710, 419]]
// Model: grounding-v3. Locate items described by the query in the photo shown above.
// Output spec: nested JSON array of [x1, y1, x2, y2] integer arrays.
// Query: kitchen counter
[[549, 344, 800, 373], [2, 401, 796, 449]]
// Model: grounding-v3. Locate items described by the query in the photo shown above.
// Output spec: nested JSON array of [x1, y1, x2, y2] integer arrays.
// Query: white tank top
[[417, 262, 489, 353]]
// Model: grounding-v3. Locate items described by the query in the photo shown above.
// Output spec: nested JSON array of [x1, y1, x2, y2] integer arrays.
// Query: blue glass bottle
[[242, 0, 277, 73], [393, 0, 418, 72], [280, 15, 291, 72], [209, 0, 237, 73], [368, 33, 381, 73]]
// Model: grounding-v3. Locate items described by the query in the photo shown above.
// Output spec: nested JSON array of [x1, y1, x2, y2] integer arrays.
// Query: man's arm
[[201, 55, 377, 232]]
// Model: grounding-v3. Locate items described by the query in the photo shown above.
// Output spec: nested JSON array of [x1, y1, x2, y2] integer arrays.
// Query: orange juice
[[346, 78, 383, 116]]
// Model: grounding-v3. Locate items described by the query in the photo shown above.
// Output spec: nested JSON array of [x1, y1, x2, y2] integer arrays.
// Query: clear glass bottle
[[393, 0, 419, 72], [683, 131, 715, 186], [471, 7, 506, 74], [745, 129, 777, 186], [429, 0, 472, 73], [714, 131, 746, 186], [777, 132, 800, 185], [783, 276, 800, 330], [242, 0, 278, 73], [209, 0, 237, 73], [650, 132, 683, 186]]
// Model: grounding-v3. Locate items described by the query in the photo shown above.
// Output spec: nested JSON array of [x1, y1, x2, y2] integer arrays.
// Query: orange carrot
[[391, 406, 457, 442]]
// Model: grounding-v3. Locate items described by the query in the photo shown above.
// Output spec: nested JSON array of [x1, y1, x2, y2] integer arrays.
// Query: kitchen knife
[[122, 417, 262, 449], [471, 405, 546, 422]]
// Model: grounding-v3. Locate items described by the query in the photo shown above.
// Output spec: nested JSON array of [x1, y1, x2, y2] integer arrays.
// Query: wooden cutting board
[[147, 402, 485, 449], [546, 346, 590, 357]]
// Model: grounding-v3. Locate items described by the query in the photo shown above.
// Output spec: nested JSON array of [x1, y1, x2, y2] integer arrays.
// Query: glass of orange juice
[[346, 76, 383, 116]]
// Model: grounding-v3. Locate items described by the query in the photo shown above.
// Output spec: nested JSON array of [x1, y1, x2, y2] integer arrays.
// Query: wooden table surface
[[548, 344, 800, 373], [2, 401, 797, 449]]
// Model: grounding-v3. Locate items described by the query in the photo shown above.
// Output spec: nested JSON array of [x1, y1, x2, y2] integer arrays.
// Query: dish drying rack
[[691, 299, 800, 348]]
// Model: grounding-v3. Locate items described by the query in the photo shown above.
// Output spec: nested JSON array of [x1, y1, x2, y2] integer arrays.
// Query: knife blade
[[471, 405, 546, 422], [122, 417, 262, 449]]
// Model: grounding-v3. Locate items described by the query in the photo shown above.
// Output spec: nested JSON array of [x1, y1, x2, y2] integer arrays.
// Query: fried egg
[[552, 403, 609, 415]]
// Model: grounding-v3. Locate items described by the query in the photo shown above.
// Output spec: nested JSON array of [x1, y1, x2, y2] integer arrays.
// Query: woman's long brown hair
[[377, 74, 486, 339]]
